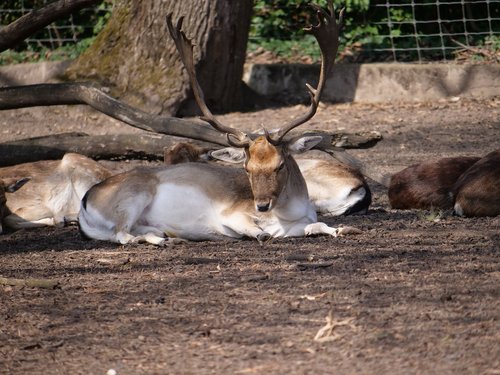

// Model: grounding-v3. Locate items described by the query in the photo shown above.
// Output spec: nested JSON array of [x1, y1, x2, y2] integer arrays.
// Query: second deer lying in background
[[78, 3, 362, 245], [452, 150, 500, 217], [0, 153, 112, 232]]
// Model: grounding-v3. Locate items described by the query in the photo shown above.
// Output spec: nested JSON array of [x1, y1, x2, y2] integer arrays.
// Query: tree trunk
[[65, 0, 253, 116]]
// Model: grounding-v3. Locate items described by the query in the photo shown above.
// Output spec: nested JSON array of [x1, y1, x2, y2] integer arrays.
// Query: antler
[[270, 1, 344, 144], [166, 14, 250, 147]]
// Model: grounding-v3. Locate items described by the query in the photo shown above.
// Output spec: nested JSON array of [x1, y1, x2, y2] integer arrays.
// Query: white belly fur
[[142, 184, 230, 240]]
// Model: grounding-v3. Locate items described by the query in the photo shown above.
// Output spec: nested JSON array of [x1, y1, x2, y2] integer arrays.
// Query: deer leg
[[111, 193, 158, 245], [129, 224, 171, 246], [3, 213, 55, 229], [304, 222, 362, 237], [131, 233, 167, 246], [220, 213, 270, 241]]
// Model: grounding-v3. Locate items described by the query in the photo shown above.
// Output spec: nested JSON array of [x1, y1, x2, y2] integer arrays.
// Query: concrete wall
[[244, 63, 500, 103], [1, 61, 499, 103], [0, 61, 71, 86]]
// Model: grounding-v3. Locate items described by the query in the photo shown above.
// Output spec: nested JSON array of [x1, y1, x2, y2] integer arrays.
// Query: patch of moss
[[63, 1, 185, 112], [64, 2, 132, 85]]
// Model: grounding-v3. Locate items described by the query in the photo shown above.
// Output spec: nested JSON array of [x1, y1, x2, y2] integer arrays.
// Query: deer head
[[166, 1, 343, 212]]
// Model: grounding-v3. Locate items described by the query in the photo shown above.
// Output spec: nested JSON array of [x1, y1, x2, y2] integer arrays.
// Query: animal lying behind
[[0, 177, 30, 234], [165, 142, 372, 217], [373, 150, 499, 217], [387, 156, 480, 210], [296, 156, 371, 216], [0, 153, 112, 231]]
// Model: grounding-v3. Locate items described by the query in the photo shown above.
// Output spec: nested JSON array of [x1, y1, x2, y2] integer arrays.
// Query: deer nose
[[256, 202, 271, 212]]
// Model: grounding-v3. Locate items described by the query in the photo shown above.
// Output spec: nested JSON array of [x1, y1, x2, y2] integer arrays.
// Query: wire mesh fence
[[368, 0, 499, 62], [1, 3, 102, 48], [1, 0, 499, 63], [0, 0, 111, 63]]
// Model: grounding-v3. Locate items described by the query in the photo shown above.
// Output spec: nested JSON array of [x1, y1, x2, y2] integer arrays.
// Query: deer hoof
[[257, 232, 272, 244]]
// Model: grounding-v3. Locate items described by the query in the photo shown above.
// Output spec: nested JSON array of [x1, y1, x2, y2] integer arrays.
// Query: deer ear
[[210, 148, 246, 164], [287, 136, 323, 154], [4, 177, 30, 193]]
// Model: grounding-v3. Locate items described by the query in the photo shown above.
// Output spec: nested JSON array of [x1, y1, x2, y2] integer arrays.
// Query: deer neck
[[273, 156, 313, 220]]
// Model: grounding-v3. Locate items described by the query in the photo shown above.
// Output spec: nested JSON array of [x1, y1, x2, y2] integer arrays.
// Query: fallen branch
[[0, 276, 60, 289], [0, 132, 216, 167], [0, 83, 228, 145], [0, 84, 382, 152]]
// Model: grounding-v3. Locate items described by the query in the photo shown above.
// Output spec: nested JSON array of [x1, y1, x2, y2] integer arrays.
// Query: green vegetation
[[249, 0, 499, 62], [0, 0, 110, 65], [0, 0, 498, 65]]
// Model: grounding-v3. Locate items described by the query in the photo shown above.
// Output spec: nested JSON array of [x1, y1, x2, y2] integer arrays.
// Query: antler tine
[[166, 13, 249, 146], [270, 1, 344, 144]]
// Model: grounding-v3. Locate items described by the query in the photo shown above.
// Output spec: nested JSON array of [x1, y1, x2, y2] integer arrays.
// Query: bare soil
[[0, 97, 499, 374]]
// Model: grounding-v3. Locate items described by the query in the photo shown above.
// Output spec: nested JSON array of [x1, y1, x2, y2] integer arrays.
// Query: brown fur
[[453, 150, 500, 217], [163, 143, 209, 165], [388, 156, 480, 209], [246, 137, 294, 211]]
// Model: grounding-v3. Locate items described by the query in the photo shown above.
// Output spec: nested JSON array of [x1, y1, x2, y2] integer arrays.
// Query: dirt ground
[[0, 96, 499, 374]]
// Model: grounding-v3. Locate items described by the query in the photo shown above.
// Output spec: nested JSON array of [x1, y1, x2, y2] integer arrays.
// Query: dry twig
[[314, 309, 356, 342]]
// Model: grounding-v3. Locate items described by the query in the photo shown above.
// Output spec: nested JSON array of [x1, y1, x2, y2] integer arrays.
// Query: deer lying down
[[0, 177, 30, 234], [385, 150, 500, 217], [79, 137, 361, 245], [0, 153, 111, 230], [387, 156, 480, 210], [78, 3, 360, 245], [453, 150, 500, 217]]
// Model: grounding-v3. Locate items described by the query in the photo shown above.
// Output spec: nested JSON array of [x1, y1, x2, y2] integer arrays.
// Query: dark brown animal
[[163, 143, 210, 165], [453, 150, 500, 217], [388, 156, 480, 210]]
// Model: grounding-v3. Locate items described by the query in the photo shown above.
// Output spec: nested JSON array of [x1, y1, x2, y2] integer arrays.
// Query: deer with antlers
[[78, 2, 360, 245]]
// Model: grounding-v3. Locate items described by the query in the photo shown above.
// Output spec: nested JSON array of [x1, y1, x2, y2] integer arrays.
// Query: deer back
[[296, 154, 371, 216]]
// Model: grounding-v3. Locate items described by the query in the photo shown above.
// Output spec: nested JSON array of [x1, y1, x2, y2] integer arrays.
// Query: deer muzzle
[[255, 199, 272, 212]]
